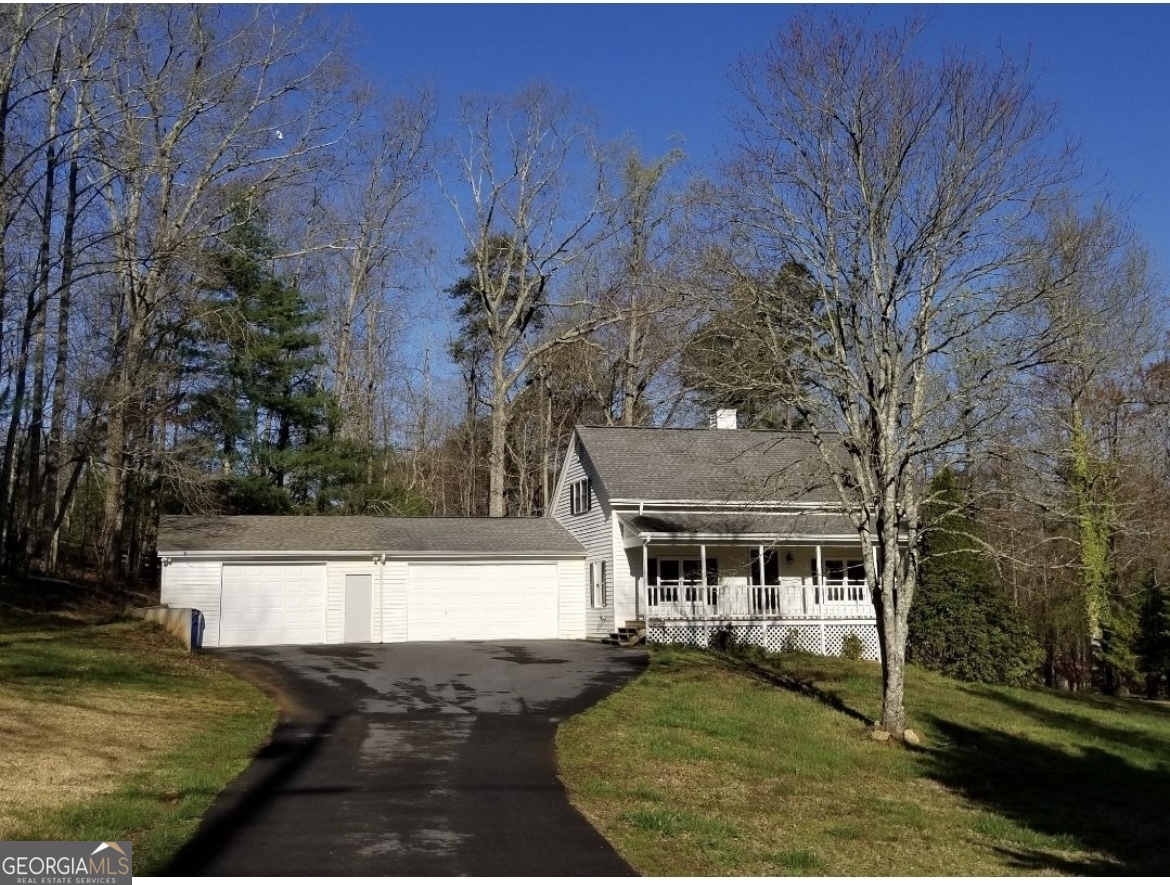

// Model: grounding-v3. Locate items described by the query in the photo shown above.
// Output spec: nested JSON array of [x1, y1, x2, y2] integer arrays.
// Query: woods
[[2, 4, 1169, 705]]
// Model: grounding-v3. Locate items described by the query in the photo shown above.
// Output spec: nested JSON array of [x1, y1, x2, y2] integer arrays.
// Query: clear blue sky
[[337, 2, 1170, 288]]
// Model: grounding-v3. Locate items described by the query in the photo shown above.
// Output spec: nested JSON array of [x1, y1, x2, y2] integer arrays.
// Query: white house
[[159, 412, 879, 657], [552, 418, 880, 659]]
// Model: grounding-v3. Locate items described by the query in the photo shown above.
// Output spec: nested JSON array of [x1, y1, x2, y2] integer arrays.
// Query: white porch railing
[[646, 580, 875, 621]]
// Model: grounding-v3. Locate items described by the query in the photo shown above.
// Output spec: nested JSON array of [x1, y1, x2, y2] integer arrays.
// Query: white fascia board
[[550, 427, 581, 515], [158, 550, 587, 559], [636, 532, 866, 544], [609, 499, 840, 510]]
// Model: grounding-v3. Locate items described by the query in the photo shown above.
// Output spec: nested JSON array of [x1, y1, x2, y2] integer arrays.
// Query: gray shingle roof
[[157, 515, 585, 556], [576, 425, 843, 504], [619, 511, 858, 539]]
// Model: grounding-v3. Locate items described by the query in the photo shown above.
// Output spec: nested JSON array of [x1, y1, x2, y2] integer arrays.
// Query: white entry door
[[406, 562, 559, 641], [219, 563, 327, 646], [344, 574, 373, 643]]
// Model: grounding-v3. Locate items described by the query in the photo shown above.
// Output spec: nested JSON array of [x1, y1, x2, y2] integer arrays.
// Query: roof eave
[[610, 499, 841, 509], [158, 549, 587, 559]]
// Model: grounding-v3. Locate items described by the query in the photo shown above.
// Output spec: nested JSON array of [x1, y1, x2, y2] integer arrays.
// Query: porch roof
[[619, 511, 860, 542]]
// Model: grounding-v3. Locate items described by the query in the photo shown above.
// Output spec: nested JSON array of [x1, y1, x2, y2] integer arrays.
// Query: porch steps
[[602, 620, 646, 647]]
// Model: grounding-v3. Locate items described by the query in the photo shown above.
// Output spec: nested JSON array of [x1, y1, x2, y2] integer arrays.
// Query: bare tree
[[989, 202, 1162, 690], [726, 13, 1073, 734], [443, 85, 623, 516], [85, 4, 347, 577]]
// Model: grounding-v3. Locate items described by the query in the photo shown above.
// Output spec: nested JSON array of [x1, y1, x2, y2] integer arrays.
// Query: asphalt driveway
[[163, 641, 647, 876]]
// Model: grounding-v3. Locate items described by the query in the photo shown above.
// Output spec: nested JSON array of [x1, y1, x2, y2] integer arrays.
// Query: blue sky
[[337, 2, 1170, 298]]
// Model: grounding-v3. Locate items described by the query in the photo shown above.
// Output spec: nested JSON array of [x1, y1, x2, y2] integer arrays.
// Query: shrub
[[841, 632, 863, 661]]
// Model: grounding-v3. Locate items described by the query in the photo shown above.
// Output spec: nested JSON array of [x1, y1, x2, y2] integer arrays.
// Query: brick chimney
[[708, 408, 738, 430]]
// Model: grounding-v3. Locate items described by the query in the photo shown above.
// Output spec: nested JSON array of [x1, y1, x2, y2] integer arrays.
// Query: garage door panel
[[407, 563, 558, 641], [220, 563, 326, 646]]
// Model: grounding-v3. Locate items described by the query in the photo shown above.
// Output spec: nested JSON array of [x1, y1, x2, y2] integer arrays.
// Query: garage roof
[[157, 515, 586, 556]]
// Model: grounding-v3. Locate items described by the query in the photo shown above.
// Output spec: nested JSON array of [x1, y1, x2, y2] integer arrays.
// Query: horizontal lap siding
[[554, 443, 613, 639], [161, 560, 222, 647], [557, 560, 586, 639], [382, 562, 407, 642]]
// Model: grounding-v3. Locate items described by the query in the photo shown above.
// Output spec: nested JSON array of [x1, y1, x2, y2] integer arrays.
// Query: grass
[[557, 646, 1170, 876], [0, 599, 277, 875]]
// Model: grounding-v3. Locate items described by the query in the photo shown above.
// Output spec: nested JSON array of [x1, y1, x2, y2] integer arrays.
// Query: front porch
[[619, 514, 881, 660]]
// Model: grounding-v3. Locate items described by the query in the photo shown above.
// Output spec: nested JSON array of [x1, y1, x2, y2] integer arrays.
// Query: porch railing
[[646, 580, 874, 621]]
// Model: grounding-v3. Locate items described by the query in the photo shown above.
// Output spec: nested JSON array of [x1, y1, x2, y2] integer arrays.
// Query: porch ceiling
[[619, 511, 860, 542]]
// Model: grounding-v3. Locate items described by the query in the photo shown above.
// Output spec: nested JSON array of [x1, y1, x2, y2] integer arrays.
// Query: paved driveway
[[163, 641, 647, 876]]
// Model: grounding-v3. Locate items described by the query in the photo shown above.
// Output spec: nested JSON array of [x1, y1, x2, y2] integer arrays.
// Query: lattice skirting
[[647, 619, 881, 661]]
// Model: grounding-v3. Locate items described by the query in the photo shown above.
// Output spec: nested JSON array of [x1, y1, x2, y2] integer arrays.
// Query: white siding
[[557, 560, 586, 639], [381, 561, 408, 642], [553, 441, 615, 638], [612, 513, 638, 625], [161, 560, 222, 646]]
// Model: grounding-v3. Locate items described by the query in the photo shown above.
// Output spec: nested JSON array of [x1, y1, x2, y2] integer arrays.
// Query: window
[[648, 557, 718, 604], [815, 559, 867, 603], [569, 478, 591, 515], [589, 560, 607, 608]]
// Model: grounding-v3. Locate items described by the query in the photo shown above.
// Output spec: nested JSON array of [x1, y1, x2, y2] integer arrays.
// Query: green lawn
[[0, 608, 277, 875], [557, 647, 1170, 876]]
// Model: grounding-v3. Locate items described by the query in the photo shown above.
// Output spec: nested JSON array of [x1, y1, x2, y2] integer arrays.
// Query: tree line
[[2, 7, 1168, 718]]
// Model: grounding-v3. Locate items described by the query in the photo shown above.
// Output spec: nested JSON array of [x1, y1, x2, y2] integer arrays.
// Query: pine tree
[[190, 205, 335, 512]]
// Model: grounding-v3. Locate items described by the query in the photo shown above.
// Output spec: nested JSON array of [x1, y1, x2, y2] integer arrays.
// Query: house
[[553, 414, 880, 659], [158, 410, 879, 656]]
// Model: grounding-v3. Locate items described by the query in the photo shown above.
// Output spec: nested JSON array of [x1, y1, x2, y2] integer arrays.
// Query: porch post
[[700, 543, 707, 610], [815, 544, 824, 613], [642, 540, 650, 618]]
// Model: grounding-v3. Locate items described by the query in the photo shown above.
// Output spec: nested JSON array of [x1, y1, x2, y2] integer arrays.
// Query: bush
[[841, 633, 863, 661]]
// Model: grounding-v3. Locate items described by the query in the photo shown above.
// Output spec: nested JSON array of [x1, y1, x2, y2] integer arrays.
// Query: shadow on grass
[[712, 651, 872, 726], [918, 714, 1170, 875], [956, 684, 1170, 758], [160, 713, 342, 875]]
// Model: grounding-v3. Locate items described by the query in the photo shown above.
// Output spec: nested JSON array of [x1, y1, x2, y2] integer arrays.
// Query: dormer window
[[570, 478, 592, 515]]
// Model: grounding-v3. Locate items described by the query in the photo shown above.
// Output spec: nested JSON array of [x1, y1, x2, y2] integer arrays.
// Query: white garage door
[[220, 563, 327, 646], [407, 562, 559, 641]]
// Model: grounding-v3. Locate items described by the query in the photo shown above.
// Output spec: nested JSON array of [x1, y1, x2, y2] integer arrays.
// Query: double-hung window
[[569, 478, 592, 515]]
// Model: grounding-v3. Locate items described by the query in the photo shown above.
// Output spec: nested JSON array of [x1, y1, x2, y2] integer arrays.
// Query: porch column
[[642, 541, 650, 618], [815, 544, 824, 612], [700, 544, 708, 612]]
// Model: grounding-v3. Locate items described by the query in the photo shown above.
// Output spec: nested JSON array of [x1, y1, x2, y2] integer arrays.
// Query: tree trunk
[[488, 352, 509, 516]]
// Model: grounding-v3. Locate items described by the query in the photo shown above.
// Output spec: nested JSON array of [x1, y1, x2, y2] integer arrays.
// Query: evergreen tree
[[190, 205, 335, 513], [908, 469, 1042, 685], [1136, 577, 1170, 698]]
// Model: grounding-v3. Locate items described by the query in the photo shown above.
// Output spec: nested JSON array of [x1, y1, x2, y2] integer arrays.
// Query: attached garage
[[157, 515, 586, 648]]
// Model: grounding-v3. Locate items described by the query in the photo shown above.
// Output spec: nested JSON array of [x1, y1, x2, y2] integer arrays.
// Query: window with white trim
[[589, 561, 607, 608], [569, 478, 592, 515]]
